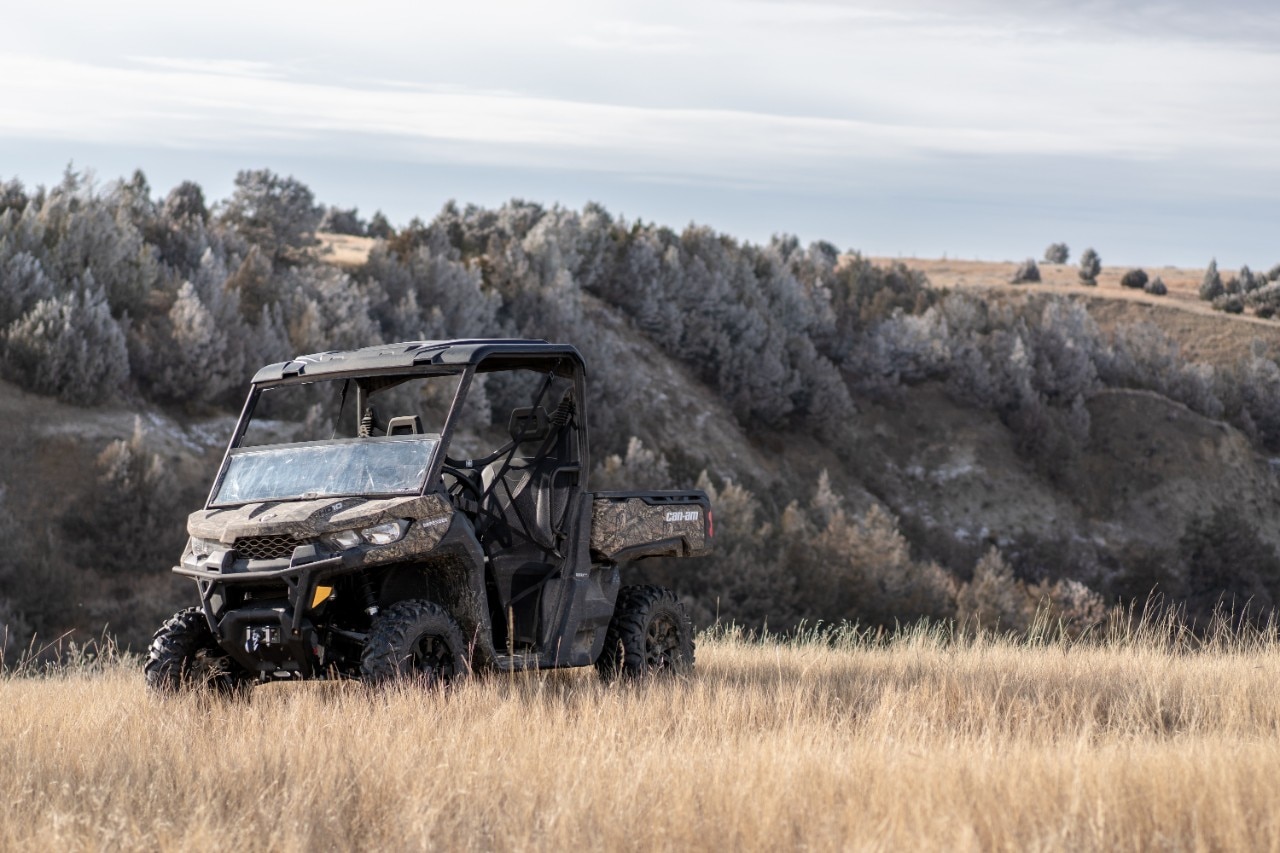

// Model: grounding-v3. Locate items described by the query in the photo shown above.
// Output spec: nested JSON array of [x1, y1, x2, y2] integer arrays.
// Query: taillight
[[707, 510, 714, 538]]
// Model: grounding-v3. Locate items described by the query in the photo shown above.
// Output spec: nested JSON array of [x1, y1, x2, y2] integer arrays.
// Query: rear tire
[[360, 599, 470, 686], [144, 607, 246, 694], [596, 585, 695, 680]]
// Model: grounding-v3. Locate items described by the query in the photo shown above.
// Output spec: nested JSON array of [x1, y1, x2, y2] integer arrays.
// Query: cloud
[[1, 43, 1276, 200], [127, 57, 288, 79], [564, 21, 693, 53]]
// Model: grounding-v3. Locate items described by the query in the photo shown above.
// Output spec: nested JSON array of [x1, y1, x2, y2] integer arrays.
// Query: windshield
[[213, 436, 438, 505]]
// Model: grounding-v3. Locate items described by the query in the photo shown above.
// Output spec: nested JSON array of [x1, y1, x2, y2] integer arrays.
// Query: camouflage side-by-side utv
[[145, 339, 712, 691]]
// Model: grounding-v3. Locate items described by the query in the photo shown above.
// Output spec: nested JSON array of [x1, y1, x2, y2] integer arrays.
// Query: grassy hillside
[[5, 168, 1280, 653], [4, 625, 1280, 851], [877, 256, 1280, 366]]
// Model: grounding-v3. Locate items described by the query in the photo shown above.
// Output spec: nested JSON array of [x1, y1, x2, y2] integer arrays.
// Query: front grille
[[233, 534, 302, 561]]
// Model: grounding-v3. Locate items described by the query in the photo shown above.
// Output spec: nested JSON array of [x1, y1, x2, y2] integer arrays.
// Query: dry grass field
[[4, 624, 1280, 852]]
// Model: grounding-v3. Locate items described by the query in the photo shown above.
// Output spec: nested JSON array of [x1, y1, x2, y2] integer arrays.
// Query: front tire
[[360, 599, 470, 686], [596, 585, 695, 680], [144, 607, 246, 694]]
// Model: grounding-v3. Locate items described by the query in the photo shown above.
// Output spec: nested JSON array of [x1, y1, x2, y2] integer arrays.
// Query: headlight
[[325, 520, 410, 551], [329, 529, 362, 550], [361, 519, 409, 546], [189, 536, 219, 558]]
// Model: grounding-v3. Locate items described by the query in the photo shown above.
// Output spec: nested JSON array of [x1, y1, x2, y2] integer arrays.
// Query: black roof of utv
[[251, 339, 585, 385]]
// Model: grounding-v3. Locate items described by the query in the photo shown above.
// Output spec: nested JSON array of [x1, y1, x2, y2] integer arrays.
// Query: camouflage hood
[[187, 494, 452, 545]]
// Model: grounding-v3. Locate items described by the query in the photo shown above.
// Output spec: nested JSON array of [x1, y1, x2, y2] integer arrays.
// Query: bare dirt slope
[[855, 384, 1280, 563]]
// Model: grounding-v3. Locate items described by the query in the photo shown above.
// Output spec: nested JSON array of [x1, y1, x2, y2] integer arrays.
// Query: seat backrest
[[385, 415, 422, 436]]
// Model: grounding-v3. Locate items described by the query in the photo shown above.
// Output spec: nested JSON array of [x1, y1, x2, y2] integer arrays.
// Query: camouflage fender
[[589, 492, 711, 562]]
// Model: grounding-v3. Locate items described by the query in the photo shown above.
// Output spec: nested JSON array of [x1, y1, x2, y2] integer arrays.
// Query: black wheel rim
[[408, 633, 456, 685], [645, 614, 682, 671]]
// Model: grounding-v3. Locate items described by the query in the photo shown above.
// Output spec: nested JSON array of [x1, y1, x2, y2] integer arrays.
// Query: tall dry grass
[[4, 618, 1280, 851]]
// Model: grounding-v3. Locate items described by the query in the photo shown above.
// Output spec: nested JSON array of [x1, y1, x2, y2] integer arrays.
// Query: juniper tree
[[1078, 248, 1101, 284], [1200, 259, 1223, 300], [367, 210, 394, 239], [1120, 268, 1148, 289], [1240, 265, 1260, 293], [318, 206, 364, 236], [1043, 242, 1069, 264], [1011, 259, 1041, 283]]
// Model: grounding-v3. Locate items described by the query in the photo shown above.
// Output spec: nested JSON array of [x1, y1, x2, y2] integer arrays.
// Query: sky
[[2, 0, 1278, 266]]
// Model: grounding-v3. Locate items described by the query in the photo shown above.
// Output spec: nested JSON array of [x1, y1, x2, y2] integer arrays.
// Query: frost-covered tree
[[162, 180, 208, 225], [362, 244, 500, 341], [220, 169, 322, 262], [3, 277, 128, 403], [284, 264, 379, 353], [0, 252, 54, 326]]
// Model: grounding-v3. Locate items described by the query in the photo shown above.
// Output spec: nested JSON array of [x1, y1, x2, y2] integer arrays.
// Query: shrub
[[1213, 294, 1244, 314], [318, 206, 365, 236], [1200, 259, 1223, 300], [1026, 578, 1109, 637], [1244, 281, 1280, 316], [957, 548, 1031, 633], [1011, 259, 1041, 283], [1078, 248, 1101, 284], [1043, 242, 1069, 264], [61, 419, 184, 577], [806, 504, 957, 628], [1239, 265, 1260, 293], [1268, 263, 1280, 282], [1120, 269, 1148, 289], [1180, 507, 1280, 626], [367, 210, 395, 239], [1144, 276, 1167, 296]]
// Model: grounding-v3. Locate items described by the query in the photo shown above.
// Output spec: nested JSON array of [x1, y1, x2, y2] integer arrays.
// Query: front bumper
[[173, 546, 362, 675]]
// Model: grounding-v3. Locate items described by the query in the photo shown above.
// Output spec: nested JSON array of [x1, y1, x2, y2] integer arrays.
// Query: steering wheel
[[441, 463, 483, 505]]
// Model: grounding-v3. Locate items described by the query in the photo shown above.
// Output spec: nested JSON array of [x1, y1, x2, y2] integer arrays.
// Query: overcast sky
[[3, 0, 1278, 266]]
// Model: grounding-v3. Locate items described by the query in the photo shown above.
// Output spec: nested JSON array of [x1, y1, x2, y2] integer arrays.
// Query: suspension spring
[[359, 574, 379, 617]]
